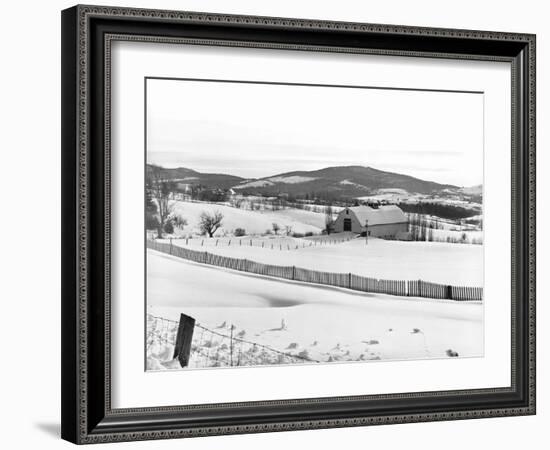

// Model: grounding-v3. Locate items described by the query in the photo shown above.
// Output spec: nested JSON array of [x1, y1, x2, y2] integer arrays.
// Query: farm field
[[146, 251, 483, 370], [171, 200, 325, 236], [164, 235, 483, 286]]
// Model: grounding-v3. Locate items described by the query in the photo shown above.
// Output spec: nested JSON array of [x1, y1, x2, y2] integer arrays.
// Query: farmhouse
[[333, 205, 408, 238]]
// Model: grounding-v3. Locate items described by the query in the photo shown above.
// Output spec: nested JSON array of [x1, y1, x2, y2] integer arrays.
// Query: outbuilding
[[332, 205, 408, 238]]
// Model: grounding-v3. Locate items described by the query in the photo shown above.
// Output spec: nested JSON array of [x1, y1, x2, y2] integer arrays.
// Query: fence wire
[[146, 315, 318, 369]]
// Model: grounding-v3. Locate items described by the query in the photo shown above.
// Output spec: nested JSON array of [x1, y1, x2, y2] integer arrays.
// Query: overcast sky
[[146, 78, 483, 187]]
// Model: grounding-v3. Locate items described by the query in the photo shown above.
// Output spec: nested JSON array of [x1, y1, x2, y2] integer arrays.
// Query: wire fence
[[147, 234, 354, 250], [147, 314, 318, 369], [147, 239, 483, 301]]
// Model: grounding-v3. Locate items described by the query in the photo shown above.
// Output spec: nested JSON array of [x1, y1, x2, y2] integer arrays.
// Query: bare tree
[[272, 222, 280, 235], [324, 205, 334, 235], [232, 198, 244, 209], [147, 166, 176, 238], [145, 189, 159, 231], [199, 211, 224, 237], [284, 225, 293, 236], [420, 217, 427, 241], [169, 213, 188, 232]]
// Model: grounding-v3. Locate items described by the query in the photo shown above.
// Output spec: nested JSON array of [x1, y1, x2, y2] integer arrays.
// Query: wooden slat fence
[[450, 285, 484, 301], [351, 275, 407, 296], [147, 240, 482, 301]]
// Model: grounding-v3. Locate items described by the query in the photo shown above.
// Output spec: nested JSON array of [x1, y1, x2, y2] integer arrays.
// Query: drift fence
[[147, 240, 482, 301], [147, 314, 318, 369]]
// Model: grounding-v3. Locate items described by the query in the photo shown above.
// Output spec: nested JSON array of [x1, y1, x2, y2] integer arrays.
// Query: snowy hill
[[170, 200, 325, 236], [148, 164, 460, 198], [461, 184, 483, 196], [233, 165, 458, 197]]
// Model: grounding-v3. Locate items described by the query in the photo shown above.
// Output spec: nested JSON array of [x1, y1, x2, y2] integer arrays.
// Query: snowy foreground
[[146, 250, 483, 371]]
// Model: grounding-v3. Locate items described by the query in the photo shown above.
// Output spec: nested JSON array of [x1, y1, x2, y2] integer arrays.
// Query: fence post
[[349, 272, 352, 289], [446, 285, 452, 300], [169, 238, 173, 255], [229, 324, 234, 366], [292, 266, 296, 280], [173, 313, 196, 368]]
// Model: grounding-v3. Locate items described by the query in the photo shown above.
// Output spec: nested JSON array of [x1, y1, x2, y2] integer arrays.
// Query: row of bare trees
[[409, 213, 434, 242], [270, 223, 295, 236]]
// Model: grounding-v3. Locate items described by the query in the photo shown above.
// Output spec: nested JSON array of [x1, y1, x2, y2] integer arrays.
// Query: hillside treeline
[[397, 202, 480, 220]]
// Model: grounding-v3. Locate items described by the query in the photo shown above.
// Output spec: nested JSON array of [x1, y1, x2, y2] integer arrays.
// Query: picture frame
[[61, 4, 536, 444]]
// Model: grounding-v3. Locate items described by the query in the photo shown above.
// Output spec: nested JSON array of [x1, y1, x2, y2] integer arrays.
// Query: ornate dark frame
[[61, 4, 536, 444]]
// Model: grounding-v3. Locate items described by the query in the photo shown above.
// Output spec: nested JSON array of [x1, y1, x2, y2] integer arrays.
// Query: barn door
[[344, 218, 352, 231]]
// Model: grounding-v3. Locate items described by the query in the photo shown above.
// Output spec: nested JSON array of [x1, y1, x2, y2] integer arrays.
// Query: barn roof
[[346, 205, 407, 226]]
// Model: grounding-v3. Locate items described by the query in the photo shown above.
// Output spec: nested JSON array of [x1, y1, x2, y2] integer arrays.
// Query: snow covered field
[[167, 200, 482, 245], [166, 236, 483, 285], [171, 200, 324, 236], [146, 250, 483, 371]]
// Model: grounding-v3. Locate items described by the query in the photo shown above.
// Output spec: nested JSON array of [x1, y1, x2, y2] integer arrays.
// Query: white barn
[[332, 205, 408, 238]]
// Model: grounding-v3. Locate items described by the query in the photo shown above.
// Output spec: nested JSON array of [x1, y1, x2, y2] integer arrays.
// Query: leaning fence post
[[173, 313, 196, 368]]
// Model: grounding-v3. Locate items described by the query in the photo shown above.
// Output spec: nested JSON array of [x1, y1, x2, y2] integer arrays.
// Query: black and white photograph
[[54, 2, 537, 445], [145, 77, 485, 371]]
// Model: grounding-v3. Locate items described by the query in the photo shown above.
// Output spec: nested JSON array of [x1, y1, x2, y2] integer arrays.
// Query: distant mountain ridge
[[233, 165, 459, 196], [146, 164, 246, 190], [147, 163, 466, 197]]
